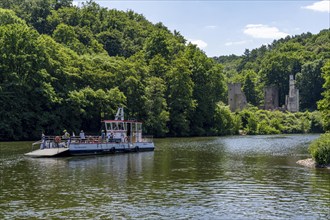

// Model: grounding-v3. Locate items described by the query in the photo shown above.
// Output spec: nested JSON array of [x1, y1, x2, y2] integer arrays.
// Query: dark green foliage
[[318, 60, 330, 131], [308, 55, 330, 165], [0, 2, 328, 141], [242, 70, 260, 106], [309, 111, 324, 133], [296, 59, 325, 110], [213, 102, 237, 135], [144, 77, 169, 136], [0, 4, 227, 140], [166, 57, 196, 136], [260, 54, 302, 106], [309, 133, 330, 166], [235, 107, 324, 135]]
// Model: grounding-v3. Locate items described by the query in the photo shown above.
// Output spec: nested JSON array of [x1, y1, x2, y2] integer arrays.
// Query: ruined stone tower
[[285, 75, 299, 112], [228, 83, 247, 112], [264, 86, 279, 110]]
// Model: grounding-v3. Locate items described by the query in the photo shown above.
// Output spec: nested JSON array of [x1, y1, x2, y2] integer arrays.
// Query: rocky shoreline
[[297, 158, 330, 169]]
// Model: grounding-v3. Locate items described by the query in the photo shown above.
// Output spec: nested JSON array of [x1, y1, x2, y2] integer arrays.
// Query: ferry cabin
[[103, 119, 143, 143]]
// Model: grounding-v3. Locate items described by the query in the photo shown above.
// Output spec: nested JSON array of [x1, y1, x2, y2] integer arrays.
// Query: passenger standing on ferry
[[107, 132, 111, 142], [80, 130, 85, 142], [62, 130, 70, 147], [41, 132, 46, 149], [62, 130, 70, 139], [101, 130, 105, 142]]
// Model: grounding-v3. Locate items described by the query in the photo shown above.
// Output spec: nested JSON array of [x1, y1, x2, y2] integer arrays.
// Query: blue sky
[[75, 1, 330, 57]]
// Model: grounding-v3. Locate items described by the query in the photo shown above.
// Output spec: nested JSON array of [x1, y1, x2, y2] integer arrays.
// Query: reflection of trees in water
[[153, 137, 226, 184]]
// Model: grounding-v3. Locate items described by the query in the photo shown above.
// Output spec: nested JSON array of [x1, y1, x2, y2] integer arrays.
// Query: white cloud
[[190, 39, 208, 49], [205, 25, 217, 30], [243, 24, 289, 39], [302, 1, 330, 13], [225, 40, 251, 46]]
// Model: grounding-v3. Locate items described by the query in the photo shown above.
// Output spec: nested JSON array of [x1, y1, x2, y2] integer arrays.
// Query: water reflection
[[1, 134, 329, 219]]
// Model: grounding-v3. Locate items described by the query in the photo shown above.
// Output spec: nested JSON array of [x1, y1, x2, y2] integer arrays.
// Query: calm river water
[[1, 134, 329, 219]]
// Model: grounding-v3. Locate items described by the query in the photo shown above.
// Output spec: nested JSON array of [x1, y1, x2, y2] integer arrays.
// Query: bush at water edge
[[309, 133, 330, 166]]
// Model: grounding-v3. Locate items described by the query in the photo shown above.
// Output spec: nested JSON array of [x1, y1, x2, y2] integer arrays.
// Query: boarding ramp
[[25, 148, 69, 158]]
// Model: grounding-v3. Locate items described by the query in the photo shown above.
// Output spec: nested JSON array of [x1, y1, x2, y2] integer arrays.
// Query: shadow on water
[[1, 134, 329, 219]]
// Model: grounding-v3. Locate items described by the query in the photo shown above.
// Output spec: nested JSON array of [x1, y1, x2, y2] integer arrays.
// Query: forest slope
[[0, 0, 329, 140]]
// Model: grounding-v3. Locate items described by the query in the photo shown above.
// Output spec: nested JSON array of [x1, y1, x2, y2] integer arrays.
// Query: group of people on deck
[[41, 129, 121, 147], [72, 129, 116, 143]]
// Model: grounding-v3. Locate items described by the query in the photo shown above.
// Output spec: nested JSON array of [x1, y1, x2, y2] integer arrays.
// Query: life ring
[[55, 136, 61, 143], [124, 137, 128, 142]]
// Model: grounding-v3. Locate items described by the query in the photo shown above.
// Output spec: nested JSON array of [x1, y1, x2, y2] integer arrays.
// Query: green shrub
[[233, 114, 242, 135], [309, 133, 330, 166], [270, 117, 283, 131], [309, 111, 324, 133], [214, 102, 236, 135], [258, 120, 280, 134], [233, 107, 322, 135], [246, 114, 258, 135]]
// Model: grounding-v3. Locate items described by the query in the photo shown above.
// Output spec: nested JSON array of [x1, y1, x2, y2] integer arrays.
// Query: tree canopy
[[0, 2, 227, 140], [0, 1, 329, 141]]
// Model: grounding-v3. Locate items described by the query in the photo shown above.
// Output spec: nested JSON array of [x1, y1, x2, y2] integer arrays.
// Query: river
[[1, 134, 329, 219]]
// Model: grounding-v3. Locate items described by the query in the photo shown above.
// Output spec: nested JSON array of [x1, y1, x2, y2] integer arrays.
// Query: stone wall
[[285, 75, 299, 112], [228, 83, 247, 112], [264, 86, 279, 110]]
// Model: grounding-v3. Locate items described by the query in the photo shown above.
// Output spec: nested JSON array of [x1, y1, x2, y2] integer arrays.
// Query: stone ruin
[[228, 83, 247, 112], [285, 75, 299, 112], [228, 75, 299, 112], [264, 86, 279, 111]]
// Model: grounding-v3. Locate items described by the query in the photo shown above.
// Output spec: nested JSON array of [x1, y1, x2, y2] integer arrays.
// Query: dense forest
[[0, 0, 329, 141]]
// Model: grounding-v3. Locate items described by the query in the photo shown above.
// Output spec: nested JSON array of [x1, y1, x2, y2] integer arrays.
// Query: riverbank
[[297, 158, 330, 169]]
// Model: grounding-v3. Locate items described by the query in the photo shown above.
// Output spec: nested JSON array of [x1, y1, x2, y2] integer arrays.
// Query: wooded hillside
[[0, 0, 329, 140]]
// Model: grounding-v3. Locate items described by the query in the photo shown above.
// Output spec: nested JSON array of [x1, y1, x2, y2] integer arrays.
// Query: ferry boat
[[25, 108, 155, 157]]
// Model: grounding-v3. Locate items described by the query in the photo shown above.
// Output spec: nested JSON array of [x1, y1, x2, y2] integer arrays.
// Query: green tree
[[53, 23, 78, 45], [213, 102, 236, 135], [96, 30, 123, 56], [260, 54, 302, 106], [0, 18, 62, 139], [166, 57, 196, 136], [318, 60, 330, 131], [0, 8, 26, 25], [296, 59, 325, 110], [242, 70, 260, 106], [148, 54, 168, 78], [183, 44, 226, 135], [144, 30, 170, 60], [68, 87, 126, 132], [144, 77, 169, 136], [19, 0, 56, 34]]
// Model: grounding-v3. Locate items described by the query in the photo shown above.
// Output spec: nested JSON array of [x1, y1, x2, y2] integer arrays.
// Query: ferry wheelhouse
[[25, 108, 155, 157]]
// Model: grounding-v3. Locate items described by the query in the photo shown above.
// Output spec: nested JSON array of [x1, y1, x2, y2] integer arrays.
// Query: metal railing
[[32, 134, 154, 151]]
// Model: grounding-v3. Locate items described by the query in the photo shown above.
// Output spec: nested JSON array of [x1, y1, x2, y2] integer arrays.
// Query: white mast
[[115, 107, 124, 120]]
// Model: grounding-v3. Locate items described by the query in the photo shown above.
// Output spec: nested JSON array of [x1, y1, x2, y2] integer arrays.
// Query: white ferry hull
[[69, 142, 154, 156]]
